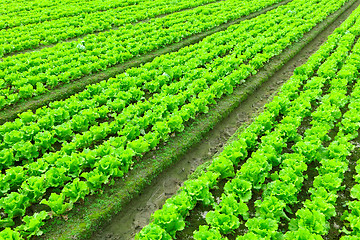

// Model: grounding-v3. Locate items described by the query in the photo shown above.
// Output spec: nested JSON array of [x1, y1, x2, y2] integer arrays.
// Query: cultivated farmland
[[1, 0, 360, 239]]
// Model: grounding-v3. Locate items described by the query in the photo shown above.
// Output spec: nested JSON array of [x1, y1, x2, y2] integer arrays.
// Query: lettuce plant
[[205, 210, 240, 234], [193, 225, 227, 240]]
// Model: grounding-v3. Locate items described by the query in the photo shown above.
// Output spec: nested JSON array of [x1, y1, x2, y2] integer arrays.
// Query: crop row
[[135, 5, 360, 239], [0, 0, 221, 55], [0, 0, 341, 191], [0, 0, 346, 238], [0, 0, 319, 165], [0, 0, 180, 19], [0, 0, 286, 108], [338, 42, 360, 240], [0, 0, 80, 15], [244, 35, 360, 240], [0, 0, 310, 172], [0, 0, 173, 29], [166, 48, 349, 240], [0, 0, 311, 167], [0, 0, 319, 205], [341, 128, 360, 237]]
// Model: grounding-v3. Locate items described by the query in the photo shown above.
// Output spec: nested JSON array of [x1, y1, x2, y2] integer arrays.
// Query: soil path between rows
[[89, 0, 360, 239]]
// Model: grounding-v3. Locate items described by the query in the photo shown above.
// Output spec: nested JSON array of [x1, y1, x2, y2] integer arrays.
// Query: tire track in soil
[[89, 1, 360, 239]]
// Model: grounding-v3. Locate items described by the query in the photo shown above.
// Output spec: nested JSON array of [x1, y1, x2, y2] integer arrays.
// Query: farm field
[[1, 0, 360, 239]]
